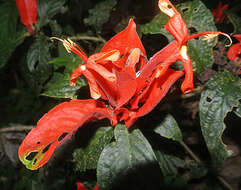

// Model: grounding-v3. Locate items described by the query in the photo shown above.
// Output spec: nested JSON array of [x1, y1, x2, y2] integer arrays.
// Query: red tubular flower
[[227, 34, 241, 61], [16, 0, 37, 34], [76, 182, 99, 190], [212, 2, 229, 24], [18, 100, 117, 170]]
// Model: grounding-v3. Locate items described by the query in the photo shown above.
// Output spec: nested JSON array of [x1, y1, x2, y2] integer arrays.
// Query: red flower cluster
[[16, 0, 37, 34], [18, 0, 228, 170], [76, 182, 99, 190], [227, 34, 241, 61], [212, 1, 229, 24]]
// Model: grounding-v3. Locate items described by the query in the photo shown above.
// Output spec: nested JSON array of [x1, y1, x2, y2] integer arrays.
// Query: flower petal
[[101, 19, 146, 57], [18, 100, 116, 170]]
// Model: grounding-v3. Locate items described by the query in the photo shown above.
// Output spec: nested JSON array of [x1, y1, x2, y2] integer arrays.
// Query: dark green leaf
[[155, 151, 185, 177], [226, 11, 241, 34], [37, 0, 65, 28], [0, 2, 26, 69], [97, 124, 161, 190], [154, 114, 183, 142], [27, 37, 51, 72], [73, 127, 114, 172], [84, 0, 117, 33], [199, 70, 241, 167]]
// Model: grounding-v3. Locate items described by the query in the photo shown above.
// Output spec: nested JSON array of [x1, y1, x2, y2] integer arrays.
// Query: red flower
[[212, 2, 229, 24], [16, 0, 37, 34], [227, 34, 241, 61], [18, 1, 228, 170], [76, 182, 99, 190]]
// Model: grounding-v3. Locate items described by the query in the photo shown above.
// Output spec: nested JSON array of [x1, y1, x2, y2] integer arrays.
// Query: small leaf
[[199, 70, 241, 167], [37, 0, 65, 28], [84, 0, 117, 33], [154, 114, 183, 142], [0, 2, 26, 69], [155, 151, 185, 177], [225, 11, 241, 34], [41, 72, 85, 99], [97, 124, 161, 190], [73, 127, 114, 172], [27, 36, 51, 72]]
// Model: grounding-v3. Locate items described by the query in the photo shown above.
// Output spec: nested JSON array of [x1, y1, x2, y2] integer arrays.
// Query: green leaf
[[154, 114, 183, 142], [41, 72, 84, 99], [73, 127, 114, 172], [141, 0, 217, 75], [177, 0, 217, 75], [199, 70, 241, 167], [0, 2, 26, 69], [226, 11, 241, 34], [97, 124, 160, 190], [27, 37, 51, 72], [37, 0, 65, 28], [155, 151, 185, 177], [84, 0, 117, 33]]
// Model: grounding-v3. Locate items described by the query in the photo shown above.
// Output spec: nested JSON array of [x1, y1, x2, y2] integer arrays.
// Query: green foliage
[[73, 127, 114, 172], [97, 124, 161, 190], [225, 11, 241, 34], [154, 114, 183, 142], [0, 2, 26, 69], [199, 70, 241, 168], [84, 0, 117, 33], [37, 0, 65, 28]]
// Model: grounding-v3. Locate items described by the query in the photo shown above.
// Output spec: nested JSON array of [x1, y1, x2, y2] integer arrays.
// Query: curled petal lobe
[[18, 100, 116, 170], [227, 43, 241, 61], [16, 0, 37, 34]]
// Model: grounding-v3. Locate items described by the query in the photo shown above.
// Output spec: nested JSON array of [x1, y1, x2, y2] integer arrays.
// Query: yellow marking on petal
[[180, 45, 188, 60], [104, 51, 120, 62], [202, 34, 219, 41], [158, 1, 175, 17]]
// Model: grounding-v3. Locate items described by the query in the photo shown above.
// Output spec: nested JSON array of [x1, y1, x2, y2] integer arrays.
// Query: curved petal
[[227, 43, 241, 61], [101, 19, 146, 57], [16, 0, 37, 34], [18, 100, 116, 170]]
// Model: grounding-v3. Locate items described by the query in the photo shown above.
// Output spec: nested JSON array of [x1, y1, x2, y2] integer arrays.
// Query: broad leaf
[[97, 124, 161, 190], [141, 0, 217, 75], [0, 2, 25, 69], [84, 0, 117, 33], [37, 0, 65, 28], [73, 127, 114, 172], [27, 36, 51, 72], [154, 114, 183, 142], [199, 70, 241, 167], [225, 11, 241, 34]]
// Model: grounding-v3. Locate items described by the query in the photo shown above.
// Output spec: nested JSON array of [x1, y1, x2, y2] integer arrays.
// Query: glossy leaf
[[199, 70, 241, 167], [0, 2, 25, 69], [97, 124, 161, 190], [154, 114, 183, 142], [84, 0, 117, 33], [41, 72, 85, 99], [37, 0, 65, 28], [27, 36, 51, 72], [16, 0, 37, 34], [18, 99, 116, 170], [73, 127, 114, 172]]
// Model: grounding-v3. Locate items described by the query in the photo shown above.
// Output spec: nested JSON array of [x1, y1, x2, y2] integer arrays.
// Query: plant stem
[[70, 35, 106, 43], [0, 126, 33, 133], [179, 140, 234, 190]]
